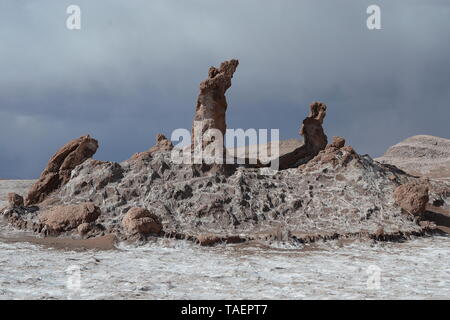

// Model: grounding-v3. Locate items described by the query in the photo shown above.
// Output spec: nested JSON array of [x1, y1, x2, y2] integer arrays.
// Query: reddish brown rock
[[196, 234, 245, 246], [122, 208, 162, 235], [341, 146, 355, 153], [300, 142, 359, 170], [26, 135, 98, 205], [77, 223, 91, 235], [39, 202, 101, 232], [276, 102, 328, 169], [7, 193, 24, 208], [192, 59, 239, 149], [151, 134, 174, 152], [330, 136, 346, 149], [394, 182, 429, 215], [131, 134, 174, 160]]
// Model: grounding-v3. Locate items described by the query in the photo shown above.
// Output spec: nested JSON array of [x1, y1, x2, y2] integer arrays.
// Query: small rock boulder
[[122, 208, 162, 235], [394, 182, 429, 215], [39, 202, 101, 232], [330, 136, 345, 149], [77, 222, 92, 235], [7, 193, 24, 208]]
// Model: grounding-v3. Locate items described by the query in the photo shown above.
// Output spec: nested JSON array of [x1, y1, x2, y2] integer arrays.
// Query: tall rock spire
[[191, 59, 239, 149]]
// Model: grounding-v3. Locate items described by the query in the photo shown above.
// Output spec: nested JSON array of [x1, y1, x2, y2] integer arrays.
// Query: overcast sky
[[0, 0, 449, 178]]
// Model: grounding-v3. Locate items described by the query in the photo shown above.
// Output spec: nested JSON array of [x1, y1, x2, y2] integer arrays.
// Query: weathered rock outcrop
[[2, 61, 449, 246], [7, 193, 24, 208], [192, 59, 239, 149], [21, 140, 443, 243], [122, 207, 162, 235], [376, 135, 450, 179], [299, 142, 356, 170], [394, 182, 429, 215], [276, 102, 328, 170], [330, 136, 346, 149], [131, 134, 174, 160], [26, 135, 98, 205], [39, 202, 101, 232], [4, 107, 449, 245]]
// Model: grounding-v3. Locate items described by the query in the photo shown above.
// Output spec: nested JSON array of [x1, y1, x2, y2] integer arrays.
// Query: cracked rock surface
[[3, 138, 448, 245]]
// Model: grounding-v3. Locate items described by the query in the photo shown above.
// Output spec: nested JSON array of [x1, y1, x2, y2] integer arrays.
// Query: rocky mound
[[3, 137, 448, 245], [376, 135, 450, 180], [25, 135, 98, 205], [2, 60, 449, 246]]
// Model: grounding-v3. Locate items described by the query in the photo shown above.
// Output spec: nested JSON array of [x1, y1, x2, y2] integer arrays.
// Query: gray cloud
[[0, 0, 449, 178]]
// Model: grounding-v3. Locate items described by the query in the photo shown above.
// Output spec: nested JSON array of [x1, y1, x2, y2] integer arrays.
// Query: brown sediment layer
[[160, 226, 445, 247], [0, 225, 445, 251], [0, 233, 117, 251], [289, 228, 447, 244]]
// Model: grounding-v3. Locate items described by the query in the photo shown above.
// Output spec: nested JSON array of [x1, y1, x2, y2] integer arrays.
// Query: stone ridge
[[376, 135, 450, 179], [25, 135, 98, 206], [4, 137, 448, 245]]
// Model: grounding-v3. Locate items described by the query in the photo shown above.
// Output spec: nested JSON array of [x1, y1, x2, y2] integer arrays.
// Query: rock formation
[[276, 102, 328, 170], [7, 193, 23, 208], [6, 134, 446, 244], [39, 202, 101, 232], [26, 135, 98, 205], [299, 141, 356, 170], [192, 59, 239, 149], [376, 135, 450, 179], [152, 134, 174, 153], [2, 61, 450, 247], [394, 182, 429, 215], [131, 134, 174, 161], [330, 136, 346, 149], [122, 208, 162, 235]]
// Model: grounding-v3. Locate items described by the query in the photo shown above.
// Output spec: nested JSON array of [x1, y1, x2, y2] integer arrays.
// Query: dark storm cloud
[[0, 0, 449, 178]]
